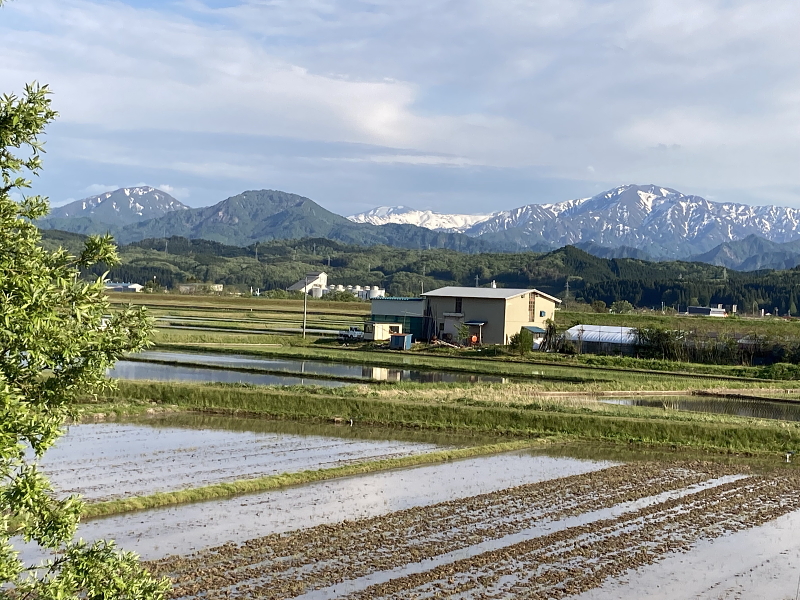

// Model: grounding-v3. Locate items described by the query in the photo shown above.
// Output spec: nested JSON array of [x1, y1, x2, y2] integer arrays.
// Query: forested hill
[[42, 230, 800, 315]]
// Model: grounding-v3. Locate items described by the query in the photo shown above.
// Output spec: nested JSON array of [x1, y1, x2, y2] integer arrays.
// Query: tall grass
[[99, 381, 800, 454]]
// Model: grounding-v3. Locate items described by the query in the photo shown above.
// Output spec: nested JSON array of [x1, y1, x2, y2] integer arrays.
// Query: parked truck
[[337, 326, 364, 342]]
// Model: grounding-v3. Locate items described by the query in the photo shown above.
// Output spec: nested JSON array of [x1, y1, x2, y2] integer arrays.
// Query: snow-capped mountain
[[348, 206, 494, 233], [48, 187, 189, 226], [351, 185, 800, 259]]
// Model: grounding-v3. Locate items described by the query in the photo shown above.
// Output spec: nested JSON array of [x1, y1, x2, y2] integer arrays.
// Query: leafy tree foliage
[[508, 327, 534, 355], [0, 74, 168, 598]]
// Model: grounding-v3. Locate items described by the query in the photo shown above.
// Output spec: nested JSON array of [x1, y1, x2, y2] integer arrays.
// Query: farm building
[[288, 271, 328, 294], [288, 272, 385, 299], [688, 305, 727, 317], [422, 286, 561, 346], [363, 321, 403, 341], [370, 297, 427, 341], [177, 283, 224, 294], [564, 325, 638, 355], [104, 282, 144, 293]]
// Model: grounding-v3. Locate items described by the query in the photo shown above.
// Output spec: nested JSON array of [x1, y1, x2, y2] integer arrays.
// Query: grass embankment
[[82, 440, 535, 518], [94, 381, 800, 455], [151, 330, 316, 346]]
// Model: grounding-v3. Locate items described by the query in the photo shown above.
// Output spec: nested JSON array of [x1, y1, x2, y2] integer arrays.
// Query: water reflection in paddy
[[116, 350, 508, 384], [603, 395, 800, 422], [108, 361, 348, 387]]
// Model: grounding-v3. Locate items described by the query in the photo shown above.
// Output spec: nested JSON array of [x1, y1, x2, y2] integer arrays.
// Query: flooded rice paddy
[[32, 413, 800, 599], [43, 415, 467, 501], [114, 350, 508, 384], [108, 361, 349, 387], [603, 395, 800, 422], [65, 450, 617, 559], [131, 458, 800, 600]]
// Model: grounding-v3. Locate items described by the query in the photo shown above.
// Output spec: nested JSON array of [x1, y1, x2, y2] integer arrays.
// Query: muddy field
[[145, 461, 800, 600], [42, 421, 451, 501]]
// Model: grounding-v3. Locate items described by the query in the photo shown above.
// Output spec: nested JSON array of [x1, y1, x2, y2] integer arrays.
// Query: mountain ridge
[[39, 183, 800, 261], [47, 186, 189, 226], [351, 184, 800, 259]]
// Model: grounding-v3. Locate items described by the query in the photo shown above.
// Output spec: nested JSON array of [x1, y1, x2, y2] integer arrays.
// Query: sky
[[1, 0, 799, 216]]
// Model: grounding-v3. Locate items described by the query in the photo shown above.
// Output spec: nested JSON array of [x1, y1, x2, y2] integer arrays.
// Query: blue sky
[[2, 0, 799, 215]]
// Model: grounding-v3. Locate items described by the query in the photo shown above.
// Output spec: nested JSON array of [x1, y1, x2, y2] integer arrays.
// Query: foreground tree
[[0, 51, 169, 600]]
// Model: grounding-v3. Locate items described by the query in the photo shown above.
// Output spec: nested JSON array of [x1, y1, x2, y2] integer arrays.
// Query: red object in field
[[471, 335, 478, 344]]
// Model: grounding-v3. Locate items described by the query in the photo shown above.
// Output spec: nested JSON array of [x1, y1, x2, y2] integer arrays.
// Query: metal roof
[[373, 297, 425, 301], [564, 324, 638, 344], [523, 326, 547, 334], [422, 286, 562, 302]]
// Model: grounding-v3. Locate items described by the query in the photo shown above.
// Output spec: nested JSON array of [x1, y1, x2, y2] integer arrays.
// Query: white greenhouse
[[564, 324, 638, 355]]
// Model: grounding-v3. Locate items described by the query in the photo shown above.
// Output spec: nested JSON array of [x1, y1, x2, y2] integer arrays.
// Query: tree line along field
[[42, 229, 800, 314]]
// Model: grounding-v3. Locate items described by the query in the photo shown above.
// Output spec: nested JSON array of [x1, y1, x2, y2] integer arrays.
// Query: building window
[[455, 297, 463, 313], [439, 322, 445, 331], [539, 310, 547, 318]]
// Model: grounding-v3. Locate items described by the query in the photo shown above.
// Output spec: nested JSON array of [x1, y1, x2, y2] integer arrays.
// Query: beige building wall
[[531, 293, 557, 326], [427, 291, 558, 345], [426, 296, 508, 345]]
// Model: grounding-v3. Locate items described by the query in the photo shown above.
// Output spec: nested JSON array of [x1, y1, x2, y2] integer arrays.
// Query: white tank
[[368, 288, 384, 299], [311, 287, 323, 298]]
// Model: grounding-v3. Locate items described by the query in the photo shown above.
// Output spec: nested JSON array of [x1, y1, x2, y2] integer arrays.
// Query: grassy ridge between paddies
[[82, 440, 535, 519], [96, 381, 800, 455]]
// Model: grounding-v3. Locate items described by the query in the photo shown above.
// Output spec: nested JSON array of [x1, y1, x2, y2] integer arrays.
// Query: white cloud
[[157, 184, 191, 200], [83, 183, 119, 195], [2, 0, 800, 210]]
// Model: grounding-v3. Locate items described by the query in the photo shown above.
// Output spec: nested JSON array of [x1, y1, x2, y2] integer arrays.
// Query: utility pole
[[475, 275, 479, 287], [254, 242, 258, 262], [302, 275, 309, 339]]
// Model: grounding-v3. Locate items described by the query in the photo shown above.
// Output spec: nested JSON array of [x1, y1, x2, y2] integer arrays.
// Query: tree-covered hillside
[[43, 230, 800, 315]]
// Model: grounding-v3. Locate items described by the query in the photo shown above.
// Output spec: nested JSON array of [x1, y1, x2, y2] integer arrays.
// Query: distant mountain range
[[37, 183, 800, 270], [38, 188, 495, 252], [349, 184, 800, 260]]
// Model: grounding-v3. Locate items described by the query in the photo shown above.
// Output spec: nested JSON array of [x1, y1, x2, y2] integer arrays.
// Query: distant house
[[104, 282, 144, 293], [177, 283, 223, 294], [422, 286, 561, 345], [688, 305, 727, 317], [288, 272, 328, 294]]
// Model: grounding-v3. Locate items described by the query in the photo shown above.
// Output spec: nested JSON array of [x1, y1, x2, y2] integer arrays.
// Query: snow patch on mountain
[[48, 186, 190, 225], [348, 206, 494, 233], [348, 184, 800, 258]]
